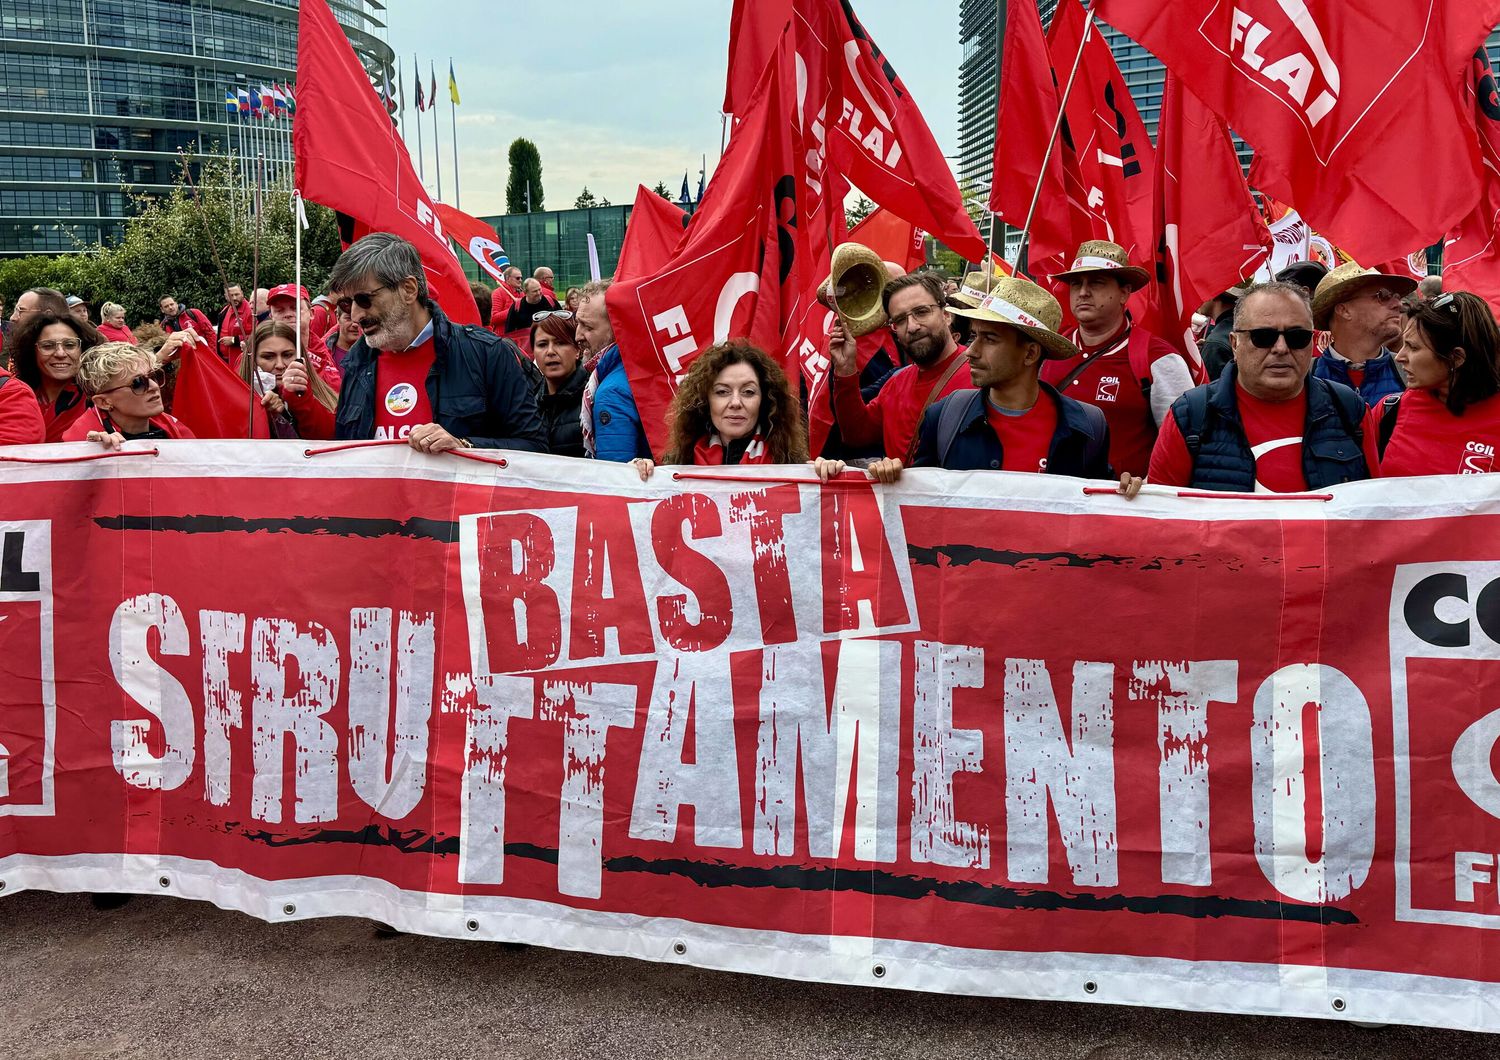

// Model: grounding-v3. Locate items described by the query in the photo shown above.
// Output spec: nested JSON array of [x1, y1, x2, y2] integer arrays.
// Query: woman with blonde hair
[[65, 341, 194, 446], [96, 302, 136, 344], [239, 319, 338, 439], [631, 339, 845, 480]]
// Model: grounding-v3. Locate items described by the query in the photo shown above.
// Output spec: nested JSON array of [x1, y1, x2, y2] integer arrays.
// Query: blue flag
[[679, 171, 691, 204], [224, 89, 238, 117]]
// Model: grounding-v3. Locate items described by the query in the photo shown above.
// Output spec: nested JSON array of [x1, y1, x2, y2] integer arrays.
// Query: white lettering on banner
[[911, 641, 988, 869], [1131, 661, 1239, 887], [454, 672, 533, 886], [629, 652, 743, 849], [652, 306, 698, 377], [1229, 4, 1339, 126], [109, 593, 196, 791], [1003, 659, 1118, 887], [347, 608, 435, 820], [1456, 852, 1496, 904], [1450, 709, 1500, 820], [199, 609, 246, 807], [249, 618, 341, 824], [539, 680, 638, 900], [1250, 664, 1375, 903], [414, 199, 460, 261], [839, 99, 902, 169]]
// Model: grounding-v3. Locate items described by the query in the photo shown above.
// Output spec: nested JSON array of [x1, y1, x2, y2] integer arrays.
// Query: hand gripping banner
[[6, 442, 1500, 1032]]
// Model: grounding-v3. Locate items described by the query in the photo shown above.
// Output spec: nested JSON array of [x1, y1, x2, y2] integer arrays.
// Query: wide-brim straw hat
[[817, 242, 889, 337], [949, 275, 1079, 360], [1051, 240, 1151, 291], [1311, 261, 1418, 328], [949, 266, 1010, 309]]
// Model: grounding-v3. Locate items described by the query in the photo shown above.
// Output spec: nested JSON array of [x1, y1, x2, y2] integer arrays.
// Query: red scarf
[[692, 430, 770, 466]]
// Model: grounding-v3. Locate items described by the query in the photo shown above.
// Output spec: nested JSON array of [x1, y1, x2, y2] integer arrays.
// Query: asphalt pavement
[[0, 889, 1488, 1059]]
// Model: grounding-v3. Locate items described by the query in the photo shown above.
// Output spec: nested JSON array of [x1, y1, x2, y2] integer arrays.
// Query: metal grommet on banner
[[1084, 981, 1099, 995], [282, 902, 297, 916], [871, 963, 887, 979], [1332, 997, 1347, 1013], [672, 939, 687, 956], [466, 919, 479, 933], [0, 880, 7, 893], [158, 875, 170, 888]]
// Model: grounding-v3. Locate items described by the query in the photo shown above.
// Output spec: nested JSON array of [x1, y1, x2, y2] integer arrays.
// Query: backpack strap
[[1324, 379, 1369, 446], [903, 353, 970, 464], [1377, 392, 1402, 459], [1171, 385, 1212, 461], [935, 390, 982, 468]]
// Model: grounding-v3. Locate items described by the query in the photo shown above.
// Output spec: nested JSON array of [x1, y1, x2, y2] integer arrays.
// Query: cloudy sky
[[378, 0, 963, 216]]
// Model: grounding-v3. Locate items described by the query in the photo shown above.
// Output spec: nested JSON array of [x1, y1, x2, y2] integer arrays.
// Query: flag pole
[[449, 60, 461, 209], [1015, 0, 1096, 286], [431, 61, 443, 201], [249, 152, 264, 438], [414, 55, 426, 184]]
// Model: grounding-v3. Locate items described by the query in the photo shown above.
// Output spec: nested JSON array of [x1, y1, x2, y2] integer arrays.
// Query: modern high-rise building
[[0, 0, 395, 257]]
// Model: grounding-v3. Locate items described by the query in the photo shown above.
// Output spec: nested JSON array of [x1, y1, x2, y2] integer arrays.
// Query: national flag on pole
[[696, 156, 706, 203], [1094, 0, 1500, 266], [238, 88, 251, 116], [280, 82, 297, 113], [294, 0, 480, 325], [383, 75, 398, 116], [225, 90, 238, 117], [679, 171, 692, 205], [260, 85, 276, 118], [248, 90, 262, 119], [429, 64, 438, 112], [414, 58, 425, 111], [448, 61, 460, 105], [272, 85, 288, 118]]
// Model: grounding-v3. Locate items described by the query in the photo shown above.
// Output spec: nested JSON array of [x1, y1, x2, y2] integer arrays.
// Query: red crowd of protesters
[[3, 231, 1500, 495]]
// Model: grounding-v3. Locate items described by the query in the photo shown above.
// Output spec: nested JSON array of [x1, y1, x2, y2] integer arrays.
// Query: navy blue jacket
[[1167, 362, 1372, 491], [911, 382, 1114, 478], [333, 302, 547, 451], [1311, 347, 1405, 407]]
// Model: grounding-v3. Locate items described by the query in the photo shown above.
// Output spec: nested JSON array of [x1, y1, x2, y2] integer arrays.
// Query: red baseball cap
[[267, 283, 311, 304]]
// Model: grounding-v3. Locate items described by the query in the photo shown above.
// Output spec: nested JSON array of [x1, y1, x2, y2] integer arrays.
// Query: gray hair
[[1419, 275, 1443, 299], [77, 341, 153, 396], [1232, 281, 1312, 329], [578, 279, 612, 303], [100, 301, 125, 320], [328, 232, 428, 303]]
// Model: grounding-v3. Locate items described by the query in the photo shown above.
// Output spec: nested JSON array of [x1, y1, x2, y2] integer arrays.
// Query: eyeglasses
[[1364, 288, 1401, 306], [37, 339, 83, 354], [334, 285, 391, 315], [1234, 327, 1315, 350], [100, 369, 165, 396], [888, 304, 942, 330], [533, 310, 573, 322]]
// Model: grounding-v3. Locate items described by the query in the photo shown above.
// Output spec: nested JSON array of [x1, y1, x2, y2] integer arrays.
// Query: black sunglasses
[[1234, 327, 1315, 350], [101, 369, 165, 395], [334, 284, 392, 315]]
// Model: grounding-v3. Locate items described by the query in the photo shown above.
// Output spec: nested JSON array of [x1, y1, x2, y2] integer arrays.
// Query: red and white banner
[[8, 442, 1500, 1032]]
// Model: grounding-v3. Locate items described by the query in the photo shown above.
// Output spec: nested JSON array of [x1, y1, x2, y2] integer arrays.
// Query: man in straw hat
[[1146, 281, 1381, 493], [1309, 261, 1418, 407], [1041, 240, 1201, 477], [866, 275, 1114, 483], [830, 271, 972, 462]]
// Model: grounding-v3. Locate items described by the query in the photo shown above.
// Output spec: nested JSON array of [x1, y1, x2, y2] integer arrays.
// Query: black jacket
[[333, 302, 547, 451], [912, 382, 1114, 478], [538, 365, 589, 457], [1200, 308, 1235, 381]]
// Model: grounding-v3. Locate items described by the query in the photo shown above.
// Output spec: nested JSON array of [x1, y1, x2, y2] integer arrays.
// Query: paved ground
[[0, 889, 1490, 1059]]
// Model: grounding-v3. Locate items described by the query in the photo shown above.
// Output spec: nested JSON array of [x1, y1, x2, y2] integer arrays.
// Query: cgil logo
[[1461, 440, 1495, 475], [1229, 3, 1340, 127]]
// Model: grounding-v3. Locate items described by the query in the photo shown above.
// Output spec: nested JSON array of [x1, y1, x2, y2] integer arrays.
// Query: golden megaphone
[[818, 242, 889, 338]]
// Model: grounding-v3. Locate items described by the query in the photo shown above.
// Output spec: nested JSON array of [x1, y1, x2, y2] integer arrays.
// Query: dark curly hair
[[662, 340, 808, 464], [9, 310, 103, 391], [1406, 291, 1500, 414]]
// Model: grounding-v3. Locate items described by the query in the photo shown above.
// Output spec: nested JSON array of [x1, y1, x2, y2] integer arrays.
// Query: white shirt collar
[[401, 319, 434, 351]]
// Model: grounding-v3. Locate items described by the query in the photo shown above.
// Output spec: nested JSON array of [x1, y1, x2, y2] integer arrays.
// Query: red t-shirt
[[373, 339, 435, 441], [1381, 389, 1500, 477], [0, 370, 45, 445], [831, 347, 972, 459], [1149, 384, 1382, 492], [985, 394, 1059, 473]]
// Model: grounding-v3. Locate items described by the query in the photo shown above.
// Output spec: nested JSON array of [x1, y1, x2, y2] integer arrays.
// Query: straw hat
[[1051, 240, 1151, 291], [817, 242, 889, 337], [949, 275, 1079, 359], [1310, 261, 1418, 328], [949, 265, 1011, 309]]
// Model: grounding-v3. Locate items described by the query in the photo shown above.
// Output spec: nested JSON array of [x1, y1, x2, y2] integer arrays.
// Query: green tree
[[574, 187, 599, 210], [506, 139, 544, 213], [845, 195, 875, 230], [651, 182, 672, 200]]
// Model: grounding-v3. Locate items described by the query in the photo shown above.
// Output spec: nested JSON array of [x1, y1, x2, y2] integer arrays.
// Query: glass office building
[[0, 0, 395, 256], [472, 201, 699, 292]]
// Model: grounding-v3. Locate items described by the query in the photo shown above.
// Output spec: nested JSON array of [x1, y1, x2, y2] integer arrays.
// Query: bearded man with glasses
[[1310, 261, 1419, 407], [1146, 282, 1381, 493], [281, 233, 546, 455]]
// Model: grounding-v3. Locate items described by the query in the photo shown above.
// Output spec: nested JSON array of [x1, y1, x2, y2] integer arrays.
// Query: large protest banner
[[4, 442, 1500, 1031]]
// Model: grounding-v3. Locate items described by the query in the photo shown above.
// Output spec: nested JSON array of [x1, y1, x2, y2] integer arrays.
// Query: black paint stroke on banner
[[95, 513, 460, 542], [235, 825, 1354, 925], [907, 543, 1133, 569]]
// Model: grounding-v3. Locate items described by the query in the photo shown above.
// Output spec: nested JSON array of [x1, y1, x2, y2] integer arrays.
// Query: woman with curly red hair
[[631, 339, 845, 480]]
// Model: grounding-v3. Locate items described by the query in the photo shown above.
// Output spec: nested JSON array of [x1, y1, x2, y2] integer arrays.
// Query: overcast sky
[[378, 0, 963, 216]]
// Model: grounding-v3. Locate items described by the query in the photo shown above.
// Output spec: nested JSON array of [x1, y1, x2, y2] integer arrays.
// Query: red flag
[[725, 0, 988, 263], [1141, 75, 1271, 357], [1442, 48, 1500, 302], [615, 186, 690, 283], [723, 0, 790, 114], [1047, 0, 1156, 267], [846, 206, 926, 273], [608, 30, 814, 455], [1095, 0, 1500, 265], [293, 0, 479, 324], [170, 341, 270, 440], [432, 203, 511, 286]]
